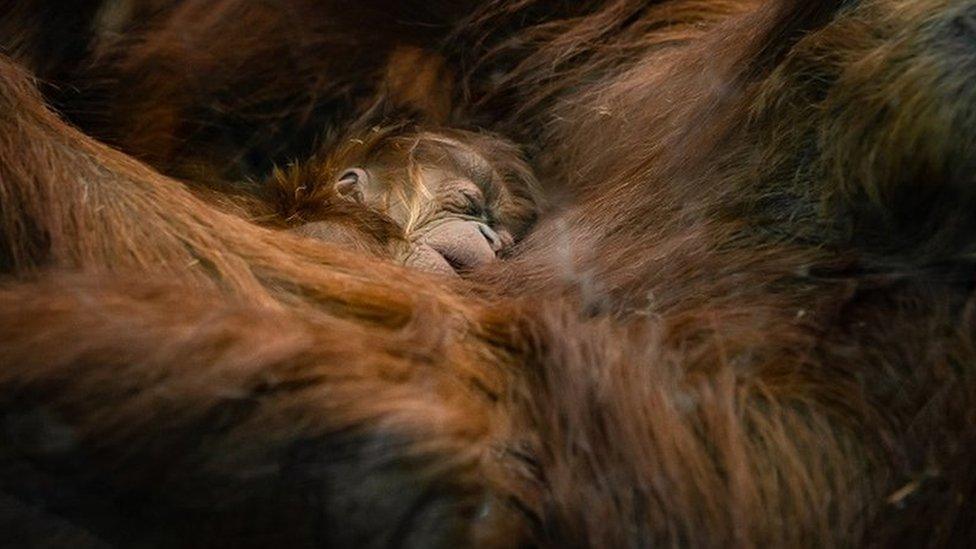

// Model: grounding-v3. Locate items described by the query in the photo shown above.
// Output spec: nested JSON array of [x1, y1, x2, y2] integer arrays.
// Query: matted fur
[[0, 0, 975, 547]]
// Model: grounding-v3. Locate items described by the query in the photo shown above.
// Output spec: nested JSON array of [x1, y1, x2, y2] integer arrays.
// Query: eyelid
[[459, 187, 486, 214], [461, 187, 484, 203]]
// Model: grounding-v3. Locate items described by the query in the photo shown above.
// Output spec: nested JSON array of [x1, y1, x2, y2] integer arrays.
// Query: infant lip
[[405, 243, 457, 276], [421, 220, 497, 272]]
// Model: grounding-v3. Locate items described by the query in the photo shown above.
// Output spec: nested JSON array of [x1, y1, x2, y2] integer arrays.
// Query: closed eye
[[459, 189, 486, 215]]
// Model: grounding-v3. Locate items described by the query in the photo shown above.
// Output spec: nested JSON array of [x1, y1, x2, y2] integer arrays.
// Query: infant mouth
[[428, 242, 483, 274], [436, 248, 468, 273], [405, 243, 480, 277], [420, 220, 498, 272], [404, 243, 458, 276], [403, 220, 501, 276]]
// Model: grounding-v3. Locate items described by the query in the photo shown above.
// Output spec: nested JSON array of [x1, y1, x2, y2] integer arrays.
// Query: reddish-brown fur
[[2, 0, 483, 183], [1, 0, 976, 546]]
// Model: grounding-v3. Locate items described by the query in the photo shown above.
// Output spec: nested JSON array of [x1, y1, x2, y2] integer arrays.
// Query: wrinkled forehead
[[325, 126, 540, 227], [368, 133, 496, 185]]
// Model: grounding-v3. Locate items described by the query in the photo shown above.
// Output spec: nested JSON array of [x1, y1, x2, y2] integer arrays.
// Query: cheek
[[382, 197, 419, 229]]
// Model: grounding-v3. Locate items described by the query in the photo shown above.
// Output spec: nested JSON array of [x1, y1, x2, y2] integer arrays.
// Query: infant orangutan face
[[286, 128, 540, 276]]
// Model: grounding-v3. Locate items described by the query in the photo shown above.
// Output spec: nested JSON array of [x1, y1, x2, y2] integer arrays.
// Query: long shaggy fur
[[1, 0, 975, 546]]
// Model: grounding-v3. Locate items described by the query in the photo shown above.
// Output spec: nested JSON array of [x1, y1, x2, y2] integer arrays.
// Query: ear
[[334, 168, 368, 204]]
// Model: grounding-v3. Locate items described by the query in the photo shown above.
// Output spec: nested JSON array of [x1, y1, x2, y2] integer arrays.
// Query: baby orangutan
[[264, 126, 540, 276]]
